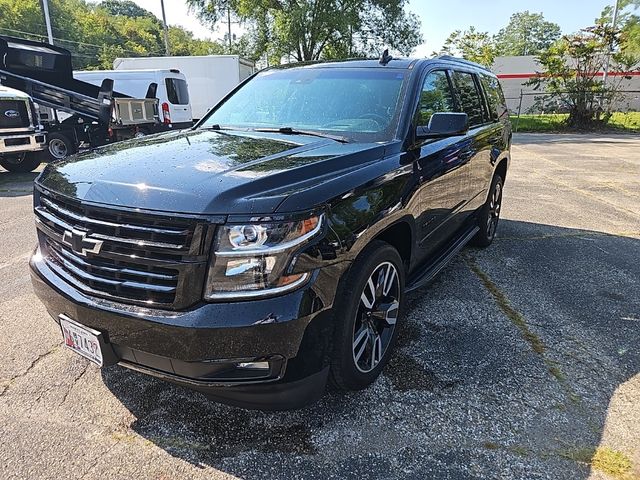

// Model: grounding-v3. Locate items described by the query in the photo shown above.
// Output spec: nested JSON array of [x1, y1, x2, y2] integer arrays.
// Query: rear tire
[[47, 133, 76, 160], [472, 174, 503, 247], [330, 240, 405, 391], [0, 152, 41, 172]]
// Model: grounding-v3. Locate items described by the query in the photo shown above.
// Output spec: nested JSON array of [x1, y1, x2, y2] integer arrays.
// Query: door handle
[[459, 150, 474, 162]]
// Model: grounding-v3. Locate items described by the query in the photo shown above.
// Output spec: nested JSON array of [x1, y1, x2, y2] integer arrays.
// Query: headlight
[[204, 213, 323, 300]]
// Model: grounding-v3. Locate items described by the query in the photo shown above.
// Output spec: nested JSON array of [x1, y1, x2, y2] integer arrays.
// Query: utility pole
[[160, 0, 171, 56], [41, 0, 54, 45], [227, 7, 232, 48], [602, 0, 620, 89]]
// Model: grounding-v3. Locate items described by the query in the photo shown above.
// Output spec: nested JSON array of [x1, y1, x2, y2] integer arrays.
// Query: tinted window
[[479, 74, 507, 121], [451, 71, 485, 127], [202, 68, 408, 142], [416, 70, 456, 126], [165, 78, 189, 105]]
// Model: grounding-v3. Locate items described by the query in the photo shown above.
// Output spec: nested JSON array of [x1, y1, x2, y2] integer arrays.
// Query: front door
[[412, 69, 473, 261]]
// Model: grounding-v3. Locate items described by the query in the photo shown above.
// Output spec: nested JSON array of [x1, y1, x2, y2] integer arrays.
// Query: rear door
[[476, 73, 510, 193], [163, 75, 192, 125], [449, 70, 495, 213]]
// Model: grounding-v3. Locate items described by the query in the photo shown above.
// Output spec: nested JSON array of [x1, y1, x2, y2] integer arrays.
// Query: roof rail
[[434, 55, 492, 71]]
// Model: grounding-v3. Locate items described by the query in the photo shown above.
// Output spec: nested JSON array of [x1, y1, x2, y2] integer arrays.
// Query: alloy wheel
[[487, 181, 502, 239], [352, 261, 400, 373]]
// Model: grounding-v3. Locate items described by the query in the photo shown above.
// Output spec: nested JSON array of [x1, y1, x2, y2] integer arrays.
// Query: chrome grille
[[0, 99, 30, 129], [35, 190, 212, 309]]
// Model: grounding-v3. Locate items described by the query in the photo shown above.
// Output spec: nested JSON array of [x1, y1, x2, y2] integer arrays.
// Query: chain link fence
[[506, 90, 640, 132]]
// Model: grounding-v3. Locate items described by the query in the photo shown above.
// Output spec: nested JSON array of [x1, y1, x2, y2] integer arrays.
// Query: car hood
[[36, 129, 388, 215]]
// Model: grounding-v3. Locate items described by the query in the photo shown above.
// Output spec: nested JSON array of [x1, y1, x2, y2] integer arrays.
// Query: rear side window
[[165, 78, 189, 105], [416, 70, 456, 126], [451, 71, 485, 127], [479, 74, 508, 121]]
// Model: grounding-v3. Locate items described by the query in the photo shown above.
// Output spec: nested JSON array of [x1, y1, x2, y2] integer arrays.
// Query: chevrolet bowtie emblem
[[62, 229, 103, 256]]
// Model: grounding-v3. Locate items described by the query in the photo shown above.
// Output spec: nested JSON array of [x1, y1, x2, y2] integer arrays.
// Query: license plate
[[59, 315, 103, 366]]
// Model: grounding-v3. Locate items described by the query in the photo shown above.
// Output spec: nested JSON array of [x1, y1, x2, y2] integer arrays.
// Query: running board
[[406, 225, 479, 292]]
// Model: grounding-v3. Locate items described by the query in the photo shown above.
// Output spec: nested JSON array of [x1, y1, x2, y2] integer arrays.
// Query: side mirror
[[416, 112, 469, 139]]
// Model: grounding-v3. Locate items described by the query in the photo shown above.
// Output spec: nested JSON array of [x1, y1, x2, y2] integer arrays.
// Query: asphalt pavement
[[1, 133, 639, 480]]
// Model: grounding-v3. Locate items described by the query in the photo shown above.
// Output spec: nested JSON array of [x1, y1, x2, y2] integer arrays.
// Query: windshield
[[201, 67, 408, 142]]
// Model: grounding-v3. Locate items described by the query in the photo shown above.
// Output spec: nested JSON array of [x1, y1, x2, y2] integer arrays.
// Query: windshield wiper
[[251, 127, 349, 143], [201, 124, 235, 131]]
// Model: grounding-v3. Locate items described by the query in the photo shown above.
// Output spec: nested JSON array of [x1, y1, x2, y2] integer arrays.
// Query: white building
[[491, 55, 640, 114]]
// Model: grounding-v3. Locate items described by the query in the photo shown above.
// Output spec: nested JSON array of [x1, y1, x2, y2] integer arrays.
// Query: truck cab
[[0, 85, 46, 172]]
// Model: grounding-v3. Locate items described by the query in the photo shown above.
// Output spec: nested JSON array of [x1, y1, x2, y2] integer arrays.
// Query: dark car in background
[[30, 55, 511, 410]]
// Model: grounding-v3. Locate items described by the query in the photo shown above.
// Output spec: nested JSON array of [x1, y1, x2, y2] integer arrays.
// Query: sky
[[125, 0, 616, 56]]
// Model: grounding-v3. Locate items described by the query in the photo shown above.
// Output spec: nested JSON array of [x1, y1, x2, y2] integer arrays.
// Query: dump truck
[[0, 36, 159, 160]]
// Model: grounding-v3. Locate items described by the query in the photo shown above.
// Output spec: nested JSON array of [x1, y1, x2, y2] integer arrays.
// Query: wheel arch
[[494, 156, 508, 182]]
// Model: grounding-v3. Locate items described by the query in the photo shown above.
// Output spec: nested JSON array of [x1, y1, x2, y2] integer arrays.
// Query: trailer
[[114, 55, 255, 120], [0, 36, 159, 160]]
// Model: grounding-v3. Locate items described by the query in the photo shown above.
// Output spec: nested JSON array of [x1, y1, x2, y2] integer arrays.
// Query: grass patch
[[592, 447, 635, 479], [560, 447, 635, 479], [515, 112, 640, 133], [465, 256, 545, 355]]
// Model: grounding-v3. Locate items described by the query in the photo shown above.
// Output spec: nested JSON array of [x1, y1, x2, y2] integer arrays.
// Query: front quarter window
[[201, 67, 408, 142]]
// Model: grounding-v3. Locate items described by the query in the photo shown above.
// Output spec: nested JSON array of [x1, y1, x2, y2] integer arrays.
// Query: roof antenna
[[379, 48, 393, 65]]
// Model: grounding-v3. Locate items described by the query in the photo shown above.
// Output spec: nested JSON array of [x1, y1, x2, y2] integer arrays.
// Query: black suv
[[30, 56, 511, 410]]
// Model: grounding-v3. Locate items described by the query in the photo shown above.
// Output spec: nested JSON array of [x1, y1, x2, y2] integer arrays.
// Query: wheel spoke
[[371, 333, 382, 369], [383, 264, 396, 296], [360, 277, 375, 309], [385, 301, 399, 326], [375, 267, 386, 298], [353, 326, 370, 363]]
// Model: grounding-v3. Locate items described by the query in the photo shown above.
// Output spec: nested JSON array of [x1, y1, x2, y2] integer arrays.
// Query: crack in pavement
[[79, 439, 122, 480], [463, 253, 583, 406], [0, 345, 60, 396], [58, 363, 90, 407]]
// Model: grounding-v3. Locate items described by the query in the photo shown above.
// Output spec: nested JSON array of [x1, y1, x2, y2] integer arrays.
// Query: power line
[[0, 26, 167, 57]]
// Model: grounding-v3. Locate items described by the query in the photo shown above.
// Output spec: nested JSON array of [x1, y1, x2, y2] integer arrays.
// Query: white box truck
[[74, 69, 193, 129], [113, 56, 255, 120]]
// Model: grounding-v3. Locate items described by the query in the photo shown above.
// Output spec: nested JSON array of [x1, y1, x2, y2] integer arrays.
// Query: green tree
[[494, 11, 561, 56], [437, 27, 496, 67], [528, 24, 639, 129], [0, 0, 228, 69], [598, 0, 640, 56], [98, 0, 156, 19], [186, 0, 423, 62]]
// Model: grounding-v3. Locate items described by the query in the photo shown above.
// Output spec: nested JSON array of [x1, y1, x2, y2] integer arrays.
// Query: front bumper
[[30, 252, 342, 410], [0, 131, 46, 155]]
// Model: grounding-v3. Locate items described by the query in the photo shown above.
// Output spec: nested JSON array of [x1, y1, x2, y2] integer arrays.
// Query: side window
[[451, 71, 485, 127], [165, 78, 190, 105], [479, 74, 508, 121], [416, 70, 456, 126]]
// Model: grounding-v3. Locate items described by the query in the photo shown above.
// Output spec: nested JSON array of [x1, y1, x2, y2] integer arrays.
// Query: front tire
[[0, 152, 41, 173], [472, 174, 504, 247], [330, 240, 405, 391]]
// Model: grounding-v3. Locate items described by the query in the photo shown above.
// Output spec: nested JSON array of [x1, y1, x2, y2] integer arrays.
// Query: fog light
[[237, 361, 270, 370]]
